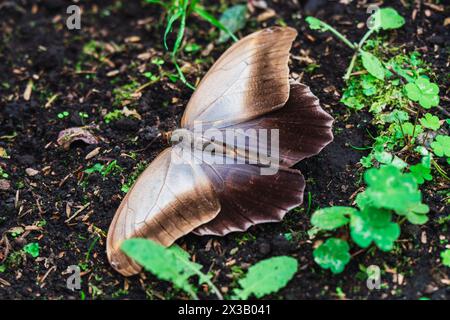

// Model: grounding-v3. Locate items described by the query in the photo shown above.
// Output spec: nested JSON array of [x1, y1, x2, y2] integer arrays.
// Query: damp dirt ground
[[0, 0, 448, 299]]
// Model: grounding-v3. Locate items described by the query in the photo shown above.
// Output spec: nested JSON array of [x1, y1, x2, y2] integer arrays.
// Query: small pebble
[[0, 179, 10, 191]]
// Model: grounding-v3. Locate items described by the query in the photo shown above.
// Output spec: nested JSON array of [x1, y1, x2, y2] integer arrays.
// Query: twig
[[65, 202, 90, 223]]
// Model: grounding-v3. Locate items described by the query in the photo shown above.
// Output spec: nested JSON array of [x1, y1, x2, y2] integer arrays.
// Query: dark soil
[[0, 0, 448, 300]]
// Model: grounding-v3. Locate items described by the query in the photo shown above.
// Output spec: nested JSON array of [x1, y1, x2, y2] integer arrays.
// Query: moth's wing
[[181, 27, 297, 129], [107, 146, 220, 276], [192, 162, 305, 236], [219, 81, 334, 167]]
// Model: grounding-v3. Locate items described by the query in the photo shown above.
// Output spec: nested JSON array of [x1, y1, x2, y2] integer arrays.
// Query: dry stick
[[65, 202, 90, 223]]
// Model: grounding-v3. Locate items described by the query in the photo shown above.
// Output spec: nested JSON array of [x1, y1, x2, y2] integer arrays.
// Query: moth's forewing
[[106, 146, 220, 276], [181, 27, 297, 129]]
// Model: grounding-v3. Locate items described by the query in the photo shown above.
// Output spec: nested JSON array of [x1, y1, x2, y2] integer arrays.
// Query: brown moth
[[107, 27, 334, 276]]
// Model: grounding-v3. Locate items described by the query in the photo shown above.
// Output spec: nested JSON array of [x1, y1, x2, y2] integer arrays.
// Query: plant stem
[[203, 277, 224, 300], [344, 52, 359, 80], [173, 59, 196, 90], [357, 28, 375, 49], [432, 159, 450, 181], [343, 28, 376, 80], [321, 22, 356, 50]]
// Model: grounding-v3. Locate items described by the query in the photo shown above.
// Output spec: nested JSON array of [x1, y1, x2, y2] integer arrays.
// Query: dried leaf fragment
[[57, 127, 99, 150], [0, 147, 9, 159], [25, 168, 39, 176]]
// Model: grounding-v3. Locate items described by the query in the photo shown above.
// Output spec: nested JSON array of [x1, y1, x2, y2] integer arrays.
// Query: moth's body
[[107, 27, 334, 276]]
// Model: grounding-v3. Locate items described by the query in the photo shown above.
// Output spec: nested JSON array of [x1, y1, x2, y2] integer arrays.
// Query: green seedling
[[306, 7, 404, 80], [184, 43, 201, 53], [121, 161, 148, 193], [84, 160, 123, 177], [23, 242, 40, 258], [0, 167, 8, 179], [409, 163, 432, 185], [350, 207, 400, 251], [112, 81, 140, 106], [431, 135, 450, 158], [310, 165, 429, 274], [104, 109, 123, 123], [122, 238, 298, 300], [313, 238, 351, 274], [404, 77, 440, 109], [420, 113, 441, 130], [441, 249, 450, 267], [78, 112, 89, 119], [121, 238, 223, 300], [232, 256, 298, 299], [145, 0, 240, 89], [57, 111, 69, 119]]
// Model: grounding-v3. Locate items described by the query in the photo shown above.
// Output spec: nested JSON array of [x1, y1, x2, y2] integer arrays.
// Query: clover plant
[[311, 165, 429, 274]]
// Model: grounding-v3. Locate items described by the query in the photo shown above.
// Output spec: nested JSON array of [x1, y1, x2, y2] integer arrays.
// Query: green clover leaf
[[373, 149, 407, 169], [380, 110, 409, 124], [394, 122, 423, 140], [409, 163, 432, 184], [431, 135, 450, 157], [364, 165, 422, 213], [350, 207, 400, 251], [23, 242, 40, 258], [311, 207, 355, 230], [361, 51, 385, 80], [313, 238, 350, 274], [441, 249, 450, 267], [404, 77, 440, 109], [419, 113, 441, 130], [397, 203, 429, 225]]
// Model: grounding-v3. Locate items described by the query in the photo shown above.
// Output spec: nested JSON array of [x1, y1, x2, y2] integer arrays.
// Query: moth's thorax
[[171, 128, 210, 148]]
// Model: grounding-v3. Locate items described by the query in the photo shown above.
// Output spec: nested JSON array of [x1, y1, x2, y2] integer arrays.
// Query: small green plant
[[307, 7, 447, 276], [122, 238, 298, 300], [112, 81, 140, 106], [104, 109, 123, 124], [431, 135, 450, 158], [419, 113, 441, 130], [145, 0, 241, 89], [306, 7, 404, 80], [404, 77, 440, 109], [121, 238, 223, 299], [84, 160, 123, 177], [313, 238, 350, 274], [311, 165, 428, 273], [121, 161, 148, 193], [57, 111, 69, 119], [0, 167, 8, 179], [441, 249, 450, 267], [78, 112, 89, 119], [23, 242, 40, 258], [232, 256, 298, 299]]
